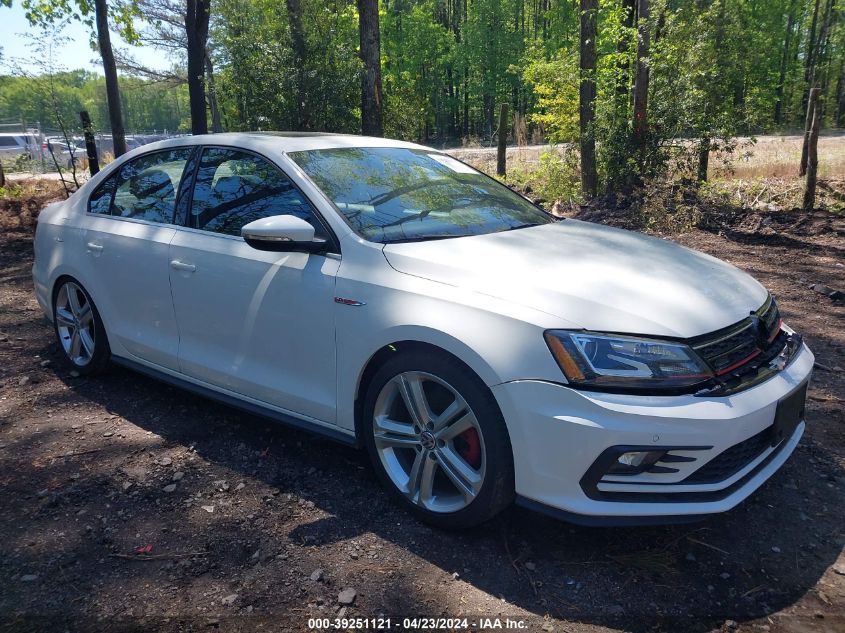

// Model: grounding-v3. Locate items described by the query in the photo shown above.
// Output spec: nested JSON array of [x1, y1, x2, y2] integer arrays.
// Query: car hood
[[382, 220, 768, 339]]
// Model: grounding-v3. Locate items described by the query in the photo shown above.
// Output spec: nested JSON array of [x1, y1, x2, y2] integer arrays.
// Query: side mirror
[[241, 215, 328, 253]]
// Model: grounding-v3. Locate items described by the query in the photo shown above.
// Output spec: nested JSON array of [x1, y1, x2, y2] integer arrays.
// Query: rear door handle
[[86, 242, 103, 252], [170, 260, 197, 273]]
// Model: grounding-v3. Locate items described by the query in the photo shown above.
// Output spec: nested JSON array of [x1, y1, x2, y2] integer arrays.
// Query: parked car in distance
[[32, 132, 814, 528], [43, 138, 83, 169], [79, 136, 143, 161], [0, 133, 38, 161]]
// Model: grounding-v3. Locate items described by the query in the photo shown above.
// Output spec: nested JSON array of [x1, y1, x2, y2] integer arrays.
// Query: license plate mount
[[771, 382, 807, 447]]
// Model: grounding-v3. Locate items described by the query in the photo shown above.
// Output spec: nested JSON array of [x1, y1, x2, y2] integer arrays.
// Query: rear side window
[[88, 174, 117, 215], [111, 148, 194, 223], [189, 147, 322, 237]]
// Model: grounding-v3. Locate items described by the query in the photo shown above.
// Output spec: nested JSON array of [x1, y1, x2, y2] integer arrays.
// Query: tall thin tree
[[800, 87, 820, 176], [19, 0, 131, 157], [802, 96, 821, 212], [631, 0, 650, 179], [94, 0, 127, 156], [579, 0, 598, 197], [185, 0, 210, 135], [774, 0, 798, 126], [358, 0, 384, 136], [286, 0, 310, 130], [802, 0, 822, 117]]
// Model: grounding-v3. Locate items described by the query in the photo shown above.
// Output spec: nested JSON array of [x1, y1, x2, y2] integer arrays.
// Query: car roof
[[130, 132, 434, 156]]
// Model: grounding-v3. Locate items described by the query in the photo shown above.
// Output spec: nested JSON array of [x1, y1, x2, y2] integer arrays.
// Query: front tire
[[52, 279, 110, 375], [362, 350, 514, 529]]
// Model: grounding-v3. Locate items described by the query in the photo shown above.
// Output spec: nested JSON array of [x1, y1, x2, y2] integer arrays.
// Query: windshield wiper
[[381, 234, 464, 244]]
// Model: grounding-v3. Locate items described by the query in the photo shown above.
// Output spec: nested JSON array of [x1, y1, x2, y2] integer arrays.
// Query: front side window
[[288, 147, 554, 243], [111, 149, 193, 223], [189, 148, 322, 237]]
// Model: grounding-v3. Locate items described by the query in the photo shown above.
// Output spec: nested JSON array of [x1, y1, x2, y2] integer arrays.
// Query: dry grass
[[450, 132, 845, 181], [714, 132, 845, 179], [448, 144, 556, 175]]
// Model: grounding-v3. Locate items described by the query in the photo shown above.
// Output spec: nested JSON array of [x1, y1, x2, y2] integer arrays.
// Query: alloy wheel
[[55, 281, 96, 366], [372, 371, 486, 513]]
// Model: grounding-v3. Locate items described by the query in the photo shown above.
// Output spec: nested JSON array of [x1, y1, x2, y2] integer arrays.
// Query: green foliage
[[213, 0, 359, 132], [0, 71, 188, 132], [506, 148, 581, 205], [4, 0, 844, 199], [521, 45, 578, 143], [381, 1, 453, 139], [20, 0, 142, 43], [0, 182, 25, 199]]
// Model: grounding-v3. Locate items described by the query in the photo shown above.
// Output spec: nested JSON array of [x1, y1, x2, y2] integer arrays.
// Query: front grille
[[684, 427, 772, 484], [691, 296, 783, 375]]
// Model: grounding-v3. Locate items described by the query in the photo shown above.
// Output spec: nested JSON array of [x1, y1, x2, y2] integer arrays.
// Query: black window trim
[[183, 144, 341, 255], [174, 146, 202, 225], [83, 143, 341, 255]]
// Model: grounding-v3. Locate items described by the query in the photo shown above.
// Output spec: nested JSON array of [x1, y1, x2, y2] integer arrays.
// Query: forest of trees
[[1, 0, 843, 196], [0, 72, 189, 133]]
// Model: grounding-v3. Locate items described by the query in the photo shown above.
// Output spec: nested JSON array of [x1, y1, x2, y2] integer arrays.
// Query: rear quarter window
[[88, 174, 117, 215]]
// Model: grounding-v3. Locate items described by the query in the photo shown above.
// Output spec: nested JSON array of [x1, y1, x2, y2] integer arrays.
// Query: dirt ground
[[0, 183, 844, 633]]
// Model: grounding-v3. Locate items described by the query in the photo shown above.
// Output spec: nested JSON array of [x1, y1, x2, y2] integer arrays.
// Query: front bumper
[[492, 342, 814, 523]]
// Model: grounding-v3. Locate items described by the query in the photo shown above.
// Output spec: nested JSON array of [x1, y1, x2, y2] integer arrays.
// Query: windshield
[[288, 147, 555, 243]]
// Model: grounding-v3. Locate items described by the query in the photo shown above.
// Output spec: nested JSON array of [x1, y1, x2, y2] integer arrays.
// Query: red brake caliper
[[456, 428, 482, 469]]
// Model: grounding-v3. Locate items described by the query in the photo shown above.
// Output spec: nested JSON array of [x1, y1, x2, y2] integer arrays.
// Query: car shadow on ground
[[6, 344, 841, 632]]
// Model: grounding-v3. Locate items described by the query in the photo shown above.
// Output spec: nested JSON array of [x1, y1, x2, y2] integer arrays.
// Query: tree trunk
[[186, 0, 210, 136], [836, 57, 845, 128], [697, 137, 710, 183], [496, 103, 508, 177], [483, 93, 494, 140], [801, 0, 822, 117], [0, 161, 5, 188], [774, 2, 796, 126], [79, 110, 100, 176], [579, 0, 598, 198], [800, 87, 820, 176], [94, 0, 126, 157], [631, 0, 650, 178], [462, 70, 469, 138], [205, 53, 223, 134], [814, 0, 836, 120], [357, 0, 383, 136], [802, 100, 821, 212], [286, 0, 309, 130]]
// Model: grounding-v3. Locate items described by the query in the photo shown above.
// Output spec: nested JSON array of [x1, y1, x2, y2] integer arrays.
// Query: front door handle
[[170, 260, 197, 273], [86, 242, 103, 252]]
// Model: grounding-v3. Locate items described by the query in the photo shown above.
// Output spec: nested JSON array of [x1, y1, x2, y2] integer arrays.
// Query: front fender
[[334, 247, 573, 432]]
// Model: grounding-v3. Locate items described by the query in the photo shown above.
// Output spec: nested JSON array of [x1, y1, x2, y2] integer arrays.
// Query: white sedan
[[32, 133, 814, 528]]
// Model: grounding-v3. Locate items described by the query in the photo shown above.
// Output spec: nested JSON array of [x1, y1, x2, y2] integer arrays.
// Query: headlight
[[544, 330, 713, 391]]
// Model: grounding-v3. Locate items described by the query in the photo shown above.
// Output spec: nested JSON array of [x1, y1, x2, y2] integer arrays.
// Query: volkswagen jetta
[[32, 133, 813, 528]]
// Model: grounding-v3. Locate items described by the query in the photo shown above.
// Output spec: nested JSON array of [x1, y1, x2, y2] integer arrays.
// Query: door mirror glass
[[241, 215, 326, 253]]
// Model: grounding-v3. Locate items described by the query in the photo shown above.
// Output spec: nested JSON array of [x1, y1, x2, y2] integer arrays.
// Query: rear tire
[[362, 349, 514, 529], [52, 279, 110, 375]]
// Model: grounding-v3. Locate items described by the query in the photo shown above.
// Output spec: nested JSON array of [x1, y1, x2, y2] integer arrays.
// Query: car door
[[80, 147, 196, 371], [168, 146, 340, 424]]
